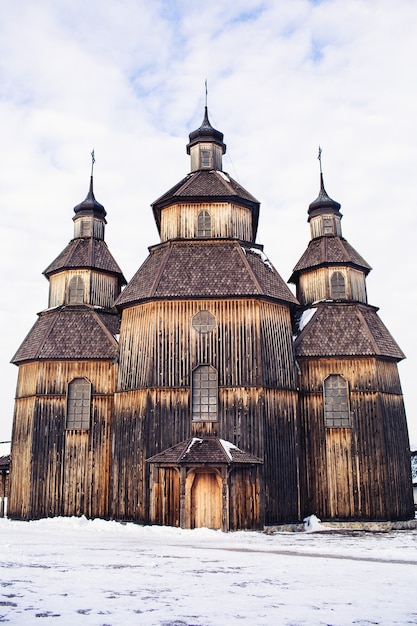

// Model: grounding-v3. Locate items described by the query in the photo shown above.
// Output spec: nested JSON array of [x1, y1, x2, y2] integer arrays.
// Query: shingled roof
[[115, 240, 298, 308], [43, 238, 126, 281], [152, 169, 260, 239], [294, 303, 405, 360], [147, 437, 263, 466], [11, 306, 120, 364], [289, 236, 371, 281]]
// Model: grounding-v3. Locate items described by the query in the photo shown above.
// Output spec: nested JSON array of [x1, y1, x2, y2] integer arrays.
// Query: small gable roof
[[147, 437, 263, 466]]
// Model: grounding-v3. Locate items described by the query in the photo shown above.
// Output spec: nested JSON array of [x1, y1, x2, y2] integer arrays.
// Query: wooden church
[[8, 108, 414, 529]]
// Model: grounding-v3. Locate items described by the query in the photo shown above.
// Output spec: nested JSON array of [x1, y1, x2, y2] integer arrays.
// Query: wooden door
[[190, 472, 222, 529]]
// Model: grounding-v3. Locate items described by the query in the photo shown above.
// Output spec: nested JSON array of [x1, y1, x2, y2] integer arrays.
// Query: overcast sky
[[1, 0, 417, 446]]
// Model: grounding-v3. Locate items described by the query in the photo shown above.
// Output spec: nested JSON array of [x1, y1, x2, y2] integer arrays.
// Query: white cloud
[[1, 0, 417, 445]]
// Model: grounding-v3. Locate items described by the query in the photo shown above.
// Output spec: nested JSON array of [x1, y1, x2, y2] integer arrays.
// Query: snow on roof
[[299, 307, 317, 331], [217, 170, 231, 182], [184, 437, 203, 456], [219, 438, 239, 460], [241, 245, 273, 270]]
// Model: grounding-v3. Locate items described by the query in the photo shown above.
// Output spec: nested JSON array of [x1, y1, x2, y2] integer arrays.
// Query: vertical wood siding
[[297, 357, 414, 520], [160, 203, 253, 242], [49, 270, 120, 308], [297, 267, 367, 306], [113, 298, 299, 526], [9, 360, 115, 520]]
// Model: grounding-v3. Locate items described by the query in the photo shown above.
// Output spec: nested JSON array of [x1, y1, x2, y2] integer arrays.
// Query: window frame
[[330, 270, 346, 300], [66, 377, 91, 430], [67, 275, 85, 304], [323, 374, 351, 428], [191, 365, 218, 422], [197, 210, 212, 238]]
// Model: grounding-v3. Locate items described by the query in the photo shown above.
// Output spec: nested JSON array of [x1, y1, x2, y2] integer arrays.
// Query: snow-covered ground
[[0, 517, 416, 625]]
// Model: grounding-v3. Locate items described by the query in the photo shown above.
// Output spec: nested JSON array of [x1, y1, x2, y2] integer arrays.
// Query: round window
[[192, 310, 216, 333]]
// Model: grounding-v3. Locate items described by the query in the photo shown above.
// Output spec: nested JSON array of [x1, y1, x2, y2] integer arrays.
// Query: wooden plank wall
[[113, 298, 300, 526], [160, 203, 253, 242], [9, 360, 115, 520], [297, 357, 414, 520], [48, 270, 120, 308], [297, 267, 367, 305]]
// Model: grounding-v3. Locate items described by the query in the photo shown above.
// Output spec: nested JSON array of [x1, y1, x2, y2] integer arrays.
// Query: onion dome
[[73, 176, 107, 222], [308, 173, 342, 221], [186, 107, 226, 155]]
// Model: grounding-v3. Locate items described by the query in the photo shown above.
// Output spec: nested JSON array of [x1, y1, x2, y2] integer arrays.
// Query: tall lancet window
[[197, 211, 212, 238], [323, 375, 350, 428], [66, 378, 91, 429], [192, 365, 218, 421], [330, 271, 346, 300], [68, 276, 85, 304]]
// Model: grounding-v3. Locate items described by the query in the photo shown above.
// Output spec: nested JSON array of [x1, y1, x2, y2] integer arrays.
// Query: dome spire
[[186, 88, 226, 172], [73, 151, 106, 222], [308, 147, 341, 220]]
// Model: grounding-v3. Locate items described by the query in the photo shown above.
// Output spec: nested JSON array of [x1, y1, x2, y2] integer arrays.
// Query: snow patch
[[299, 308, 317, 331], [303, 514, 331, 532], [241, 246, 273, 270], [220, 438, 239, 460], [184, 437, 203, 455], [217, 171, 230, 182]]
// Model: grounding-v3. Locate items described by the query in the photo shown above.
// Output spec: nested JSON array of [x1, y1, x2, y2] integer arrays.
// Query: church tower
[[9, 174, 126, 520], [111, 109, 300, 530], [290, 168, 414, 521]]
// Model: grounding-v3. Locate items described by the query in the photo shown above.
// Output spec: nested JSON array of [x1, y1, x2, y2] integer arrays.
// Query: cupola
[[308, 173, 343, 239], [186, 107, 226, 172], [73, 176, 107, 240]]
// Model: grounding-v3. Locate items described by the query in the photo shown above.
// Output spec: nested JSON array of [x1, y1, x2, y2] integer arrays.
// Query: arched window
[[68, 276, 84, 304], [192, 365, 218, 421], [330, 271, 346, 300], [323, 375, 350, 428], [197, 211, 211, 238], [66, 378, 91, 429]]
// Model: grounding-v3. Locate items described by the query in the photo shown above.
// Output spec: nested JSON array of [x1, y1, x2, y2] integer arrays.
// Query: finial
[[91, 149, 95, 177], [205, 79, 208, 108], [318, 145, 322, 175]]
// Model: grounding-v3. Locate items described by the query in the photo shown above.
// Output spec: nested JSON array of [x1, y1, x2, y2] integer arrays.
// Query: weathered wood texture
[[9, 360, 115, 520], [112, 298, 299, 526], [297, 267, 367, 306], [297, 357, 414, 520], [160, 203, 253, 242], [117, 299, 296, 390], [149, 465, 262, 530], [48, 269, 121, 308]]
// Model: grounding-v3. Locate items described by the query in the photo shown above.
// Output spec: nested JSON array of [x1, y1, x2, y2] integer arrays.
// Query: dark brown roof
[[308, 174, 342, 218], [115, 240, 298, 308], [147, 437, 263, 466], [186, 107, 226, 154], [73, 176, 107, 220], [294, 303, 405, 360], [290, 236, 371, 281], [11, 306, 120, 364], [152, 169, 260, 240], [44, 238, 126, 282], [0, 455, 10, 470]]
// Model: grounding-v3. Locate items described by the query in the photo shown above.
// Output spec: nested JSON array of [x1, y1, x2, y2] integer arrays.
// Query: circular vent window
[[192, 310, 216, 333]]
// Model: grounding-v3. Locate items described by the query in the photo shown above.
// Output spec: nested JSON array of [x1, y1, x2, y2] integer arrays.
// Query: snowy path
[[0, 517, 416, 625]]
